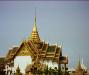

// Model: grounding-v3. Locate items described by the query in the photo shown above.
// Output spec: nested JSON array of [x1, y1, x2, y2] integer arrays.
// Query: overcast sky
[[0, 1, 89, 68]]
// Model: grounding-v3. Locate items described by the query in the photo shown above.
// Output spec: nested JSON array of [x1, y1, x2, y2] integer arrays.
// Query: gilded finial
[[33, 8, 37, 31], [28, 8, 40, 43]]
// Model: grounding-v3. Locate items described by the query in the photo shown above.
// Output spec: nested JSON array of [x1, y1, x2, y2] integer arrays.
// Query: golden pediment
[[16, 45, 32, 56]]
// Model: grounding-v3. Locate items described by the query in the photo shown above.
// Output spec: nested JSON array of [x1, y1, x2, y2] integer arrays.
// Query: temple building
[[0, 57, 5, 75], [69, 59, 89, 75], [5, 15, 68, 75]]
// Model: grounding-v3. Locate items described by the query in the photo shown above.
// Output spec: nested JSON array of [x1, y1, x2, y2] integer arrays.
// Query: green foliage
[[64, 71, 70, 75], [44, 65, 48, 75], [15, 72, 22, 75], [31, 65, 70, 75]]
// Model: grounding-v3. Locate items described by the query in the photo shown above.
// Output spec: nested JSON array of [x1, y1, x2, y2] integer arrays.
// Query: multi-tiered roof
[[5, 15, 68, 64]]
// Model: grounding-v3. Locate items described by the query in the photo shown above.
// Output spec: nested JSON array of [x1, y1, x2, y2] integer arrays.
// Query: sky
[[0, 1, 89, 68]]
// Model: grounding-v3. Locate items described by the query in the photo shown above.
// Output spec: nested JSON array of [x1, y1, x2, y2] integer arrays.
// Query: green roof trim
[[47, 45, 56, 52]]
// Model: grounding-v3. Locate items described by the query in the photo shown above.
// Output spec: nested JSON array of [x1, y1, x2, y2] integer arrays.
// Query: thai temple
[[0, 12, 89, 75], [69, 59, 89, 75], [4, 14, 68, 75]]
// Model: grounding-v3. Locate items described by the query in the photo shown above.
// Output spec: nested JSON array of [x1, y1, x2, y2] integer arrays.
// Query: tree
[[44, 65, 48, 75], [15, 66, 22, 75]]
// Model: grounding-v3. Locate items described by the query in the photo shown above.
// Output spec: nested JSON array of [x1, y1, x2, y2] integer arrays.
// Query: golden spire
[[29, 9, 40, 43], [33, 12, 37, 32]]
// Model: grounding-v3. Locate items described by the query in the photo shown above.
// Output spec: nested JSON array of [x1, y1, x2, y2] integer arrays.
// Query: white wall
[[14, 56, 58, 74], [14, 56, 32, 74], [43, 60, 58, 69]]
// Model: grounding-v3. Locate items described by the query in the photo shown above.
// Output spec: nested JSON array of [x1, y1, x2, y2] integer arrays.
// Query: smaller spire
[[81, 58, 84, 65], [81, 58, 87, 71], [15, 65, 22, 75], [16, 65, 20, 73], [16, 65, 20, 71], [76, 58, 82, 71]]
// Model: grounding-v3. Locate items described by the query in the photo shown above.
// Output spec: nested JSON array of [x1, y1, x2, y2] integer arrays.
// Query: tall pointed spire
[[29, 8, 40, 43], [81, 58, 87, 71], [33, 8, 37, 32], [81, 58, 84, 65], [76, 58, 82, 71]]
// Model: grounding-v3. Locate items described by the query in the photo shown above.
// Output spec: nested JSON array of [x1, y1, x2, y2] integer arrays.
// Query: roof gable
[[16, 43, 32, 56], [13, 41, 36, 59]]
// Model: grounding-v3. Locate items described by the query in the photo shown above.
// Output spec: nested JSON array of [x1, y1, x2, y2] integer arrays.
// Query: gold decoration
[[16, 45, 32, 56]]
